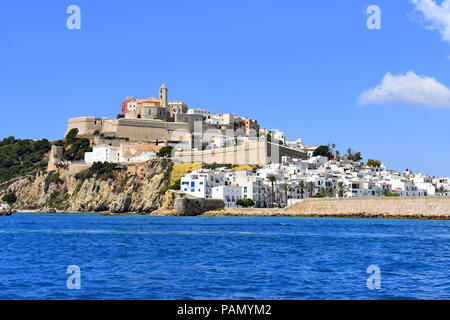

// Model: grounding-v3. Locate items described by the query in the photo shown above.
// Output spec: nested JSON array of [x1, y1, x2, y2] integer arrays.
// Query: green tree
[[312, 145, 332, 158], [63, 138, 92, 161], [346, 148, 363, 162], [169, 179, 181, 190], [236, 198, 255, 208], [306, 181, 316, 198], [65, 128, 79, 145], [156, 146, 174, 158], [351, 152, 362, 162], [436, 186, 449, 194], [367, 159, 382, 167], [315, 187, 331, 198], [334, 182, 349, 198], [75, 162, 118, 181], [0, 137, 51, 183], [297, 180, 307, 199], [281, 183, 290, 206]]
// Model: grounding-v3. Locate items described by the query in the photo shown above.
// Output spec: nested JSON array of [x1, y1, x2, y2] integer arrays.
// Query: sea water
[[0, 213, 449, 300]]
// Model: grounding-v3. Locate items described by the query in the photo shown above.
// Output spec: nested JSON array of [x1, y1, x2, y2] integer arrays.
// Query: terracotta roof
[[121, 143, 164, 153], [303, 146, 319, 150], [136, 97, 160, 103]]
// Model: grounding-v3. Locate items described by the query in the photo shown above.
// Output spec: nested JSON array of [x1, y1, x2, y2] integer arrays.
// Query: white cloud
[[358, 71, 450, 108], [410, 0, 450, 43]]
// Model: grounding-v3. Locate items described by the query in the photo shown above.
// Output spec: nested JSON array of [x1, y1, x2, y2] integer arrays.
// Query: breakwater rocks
[[0, 203, 12, 216], [202, 197, 450, 220]]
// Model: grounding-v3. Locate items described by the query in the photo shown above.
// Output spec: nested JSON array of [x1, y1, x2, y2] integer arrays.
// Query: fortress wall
[[173, 141, 268, 165], [66, 117, 191, 142], [289, 197, 450, 217], [66, 117, 105, 136], [267, 142, 308, 162], [115, 124, 169, 141]]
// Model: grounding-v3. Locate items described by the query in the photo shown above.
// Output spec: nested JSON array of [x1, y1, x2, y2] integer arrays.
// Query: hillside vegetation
[[170, 163, 202, 185], [0, 136, 51, 183]]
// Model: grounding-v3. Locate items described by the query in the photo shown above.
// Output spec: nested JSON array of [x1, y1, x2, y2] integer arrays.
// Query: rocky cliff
[[0, 159, 173, 214], [0, 203, 12, 216]]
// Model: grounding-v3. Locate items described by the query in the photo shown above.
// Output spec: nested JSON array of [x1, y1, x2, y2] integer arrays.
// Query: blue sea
[[1, 213, 450, 300]]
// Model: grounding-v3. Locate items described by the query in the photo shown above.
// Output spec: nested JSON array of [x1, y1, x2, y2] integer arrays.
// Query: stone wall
[[173, 141, 268, 165], [173, 141, 307, 165], [66, 117, 191, 143], [289, 197, 450, 217], [174, 193, 225, 216]]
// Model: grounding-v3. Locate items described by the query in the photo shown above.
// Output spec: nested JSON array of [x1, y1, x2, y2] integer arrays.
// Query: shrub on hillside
[[75, 162, 118, 181], [2, 193, 17, 205]]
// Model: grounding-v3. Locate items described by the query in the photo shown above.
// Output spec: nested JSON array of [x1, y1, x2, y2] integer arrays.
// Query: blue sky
[[1, 0, 449, 176]]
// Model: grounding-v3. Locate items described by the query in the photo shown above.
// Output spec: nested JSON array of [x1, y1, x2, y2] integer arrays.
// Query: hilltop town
[[49, 84, 450, 210]]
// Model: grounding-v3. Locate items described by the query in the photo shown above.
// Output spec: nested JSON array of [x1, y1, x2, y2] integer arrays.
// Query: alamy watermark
[[366, 265, 381, 290], [66, 5, 81, 30], [367, 5, 381, 30], [66, 265, 81, 290]]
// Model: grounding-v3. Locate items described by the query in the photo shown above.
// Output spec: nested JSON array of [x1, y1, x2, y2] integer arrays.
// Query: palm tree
[[316, 187, 331, 198], [334, 182, 349, 198], [266, 174, 278, 207], [436, 186, 449, 194], [306, 181, 316, 198], [297, 180, 307, 199], [281, 183, 290, 207]]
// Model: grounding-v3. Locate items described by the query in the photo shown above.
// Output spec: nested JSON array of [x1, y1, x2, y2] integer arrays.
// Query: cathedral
[[121, 84, 188, 122]]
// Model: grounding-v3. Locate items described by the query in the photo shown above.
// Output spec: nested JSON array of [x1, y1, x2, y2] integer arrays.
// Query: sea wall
[[174, 193, 225, 216], [288, 197, 450, 218], [201, 197, 450, 219]]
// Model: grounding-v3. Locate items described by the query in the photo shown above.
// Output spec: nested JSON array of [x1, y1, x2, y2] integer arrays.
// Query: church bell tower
[[159, 84, 168, 108]]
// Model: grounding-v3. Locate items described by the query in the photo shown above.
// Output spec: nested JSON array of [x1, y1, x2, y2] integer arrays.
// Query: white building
[[270, 130, 286, 145], [180, 169, 228, 199], [187, 108, 214, 119], [119, 143, 161, 163], [226, 170, 265, 207], [211, 185, 243, 208], [205, 113, 234, 126], [84, 145, 120, 164], [85, 143, 163, 164]]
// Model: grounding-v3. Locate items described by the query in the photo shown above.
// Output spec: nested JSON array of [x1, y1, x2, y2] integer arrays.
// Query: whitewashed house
[[84, 145, 120, 164], [211, 185, 243, 208]]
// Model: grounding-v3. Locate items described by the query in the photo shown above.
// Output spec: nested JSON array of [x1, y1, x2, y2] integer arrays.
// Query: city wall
[[173, 141, 268, 165], [173, 141, 307, 165], [289, 197, 450, 217], [202, 197, 450, 219], [66, 117, 190, 142]]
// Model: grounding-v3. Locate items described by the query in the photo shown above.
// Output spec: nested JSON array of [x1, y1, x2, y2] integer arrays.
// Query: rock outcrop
[[0, 159, 173, 214], [0, 203, 12, 216]]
